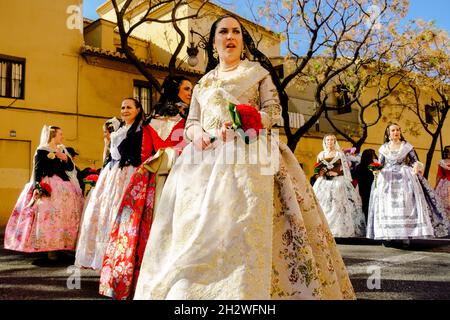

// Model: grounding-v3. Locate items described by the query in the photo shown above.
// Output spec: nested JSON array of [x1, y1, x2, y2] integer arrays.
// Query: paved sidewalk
[[0, 228, 105, 300], [335, 237, 450, 300], [1, 229, 449, 300]]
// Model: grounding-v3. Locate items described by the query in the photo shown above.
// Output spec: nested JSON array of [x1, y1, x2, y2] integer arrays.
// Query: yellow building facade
[[0, 0, 448, 226], [0, 0, 198, 225]]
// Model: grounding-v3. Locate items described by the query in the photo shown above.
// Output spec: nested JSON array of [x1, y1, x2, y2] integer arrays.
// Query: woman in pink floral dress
[[4, 126, 84, 262]]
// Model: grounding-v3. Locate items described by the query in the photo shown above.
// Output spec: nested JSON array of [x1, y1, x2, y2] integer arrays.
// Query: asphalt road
[[1, 229, 449, 300]]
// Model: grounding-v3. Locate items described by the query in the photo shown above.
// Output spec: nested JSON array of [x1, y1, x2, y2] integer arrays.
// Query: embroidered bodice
[[323, 157, 343, 176], [185, 60, 281, 136], [379, 142, 418, 169]]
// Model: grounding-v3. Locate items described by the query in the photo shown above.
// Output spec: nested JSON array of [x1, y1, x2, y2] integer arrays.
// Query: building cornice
[[80, 45, 203, 77]]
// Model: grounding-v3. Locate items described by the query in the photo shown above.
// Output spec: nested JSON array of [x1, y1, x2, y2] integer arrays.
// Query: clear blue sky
[[83, 0, 450, 33]]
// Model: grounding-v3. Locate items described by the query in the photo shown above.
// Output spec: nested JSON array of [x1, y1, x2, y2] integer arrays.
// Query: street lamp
[[187, 45, 199, 67], [186, 28, 208, 68]]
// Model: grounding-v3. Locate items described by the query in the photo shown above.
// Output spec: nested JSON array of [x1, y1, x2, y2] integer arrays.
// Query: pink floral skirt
[[436, 178, 450, 220], [4, 176, 84, 252]]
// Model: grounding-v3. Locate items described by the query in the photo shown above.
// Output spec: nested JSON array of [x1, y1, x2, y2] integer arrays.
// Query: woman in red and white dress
[[99, 76, 193, 300]]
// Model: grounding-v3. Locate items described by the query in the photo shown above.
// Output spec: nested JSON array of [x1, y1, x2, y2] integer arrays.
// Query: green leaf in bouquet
[[228, 102, 242, 130]]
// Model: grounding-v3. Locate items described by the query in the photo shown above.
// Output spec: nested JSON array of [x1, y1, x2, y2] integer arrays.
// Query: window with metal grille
[[0, 54, 25, 99], [133, 80, 158, 115]]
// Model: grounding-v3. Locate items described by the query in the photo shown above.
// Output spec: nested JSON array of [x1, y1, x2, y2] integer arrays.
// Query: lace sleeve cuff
[[260, 104, 281, 129]]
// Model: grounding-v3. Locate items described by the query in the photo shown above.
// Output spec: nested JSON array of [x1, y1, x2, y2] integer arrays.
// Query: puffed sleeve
[[33, 150, 47, 183], [141, 124, 155, 162], [379, 153, 385, 166], [407, 148, 419, 163], [63, 156, 75, 172], [259, 74, 282, 129], [407, 148, 424, 173], [184, 85, 203, 141]]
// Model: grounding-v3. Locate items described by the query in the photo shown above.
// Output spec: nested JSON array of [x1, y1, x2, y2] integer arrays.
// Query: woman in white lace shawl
[[367, 123, 449, 242], [134, 15, 356, 300], [313, 134, 366, 238]]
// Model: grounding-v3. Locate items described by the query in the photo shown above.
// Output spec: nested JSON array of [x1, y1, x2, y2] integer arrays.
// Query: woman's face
[[325, 135, 336, 150], [178, 80, 193, 105], [53, 129, 64, 145], [388, 125, 401, 142], [103, 126, 111, 140], [214, 17, 244, 65], [121, 99, 140, 125]]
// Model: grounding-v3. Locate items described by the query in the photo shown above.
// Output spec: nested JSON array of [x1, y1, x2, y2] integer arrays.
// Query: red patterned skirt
[[99, 165, 156, 300]]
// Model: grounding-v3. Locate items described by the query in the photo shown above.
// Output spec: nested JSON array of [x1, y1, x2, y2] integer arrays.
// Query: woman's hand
[[413, 162, 424, 176], [193, 132, 215, 150], [32, 189, 40, 199], [318, 167, 327, 177], [55, 152, 68, 162], [219, 121, 235, 142]]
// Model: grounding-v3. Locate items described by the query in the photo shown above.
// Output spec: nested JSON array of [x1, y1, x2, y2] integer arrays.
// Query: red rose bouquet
[[313, 161, 332, 180], [368, 162, 383, 186], [228, 102, 264, 144], [83, 173, 99, 197], [368, 162, 383, 172], [313, 161, 326, 175], [27, 180, 52, 207], [84, 174, 99, 188], [34, 180, 52, 197]]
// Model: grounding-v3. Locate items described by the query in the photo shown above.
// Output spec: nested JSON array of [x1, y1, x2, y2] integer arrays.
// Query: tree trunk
[[424, 104, 449, 178], [287, 136, 301, 152], [424, 133, 440, 179], [354, 127, 368, 153]]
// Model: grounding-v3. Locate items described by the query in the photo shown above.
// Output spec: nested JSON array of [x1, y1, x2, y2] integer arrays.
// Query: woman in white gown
[[367, 123, 449, 241], [134, 15, 355, 300], [313, 135, 366, 237]]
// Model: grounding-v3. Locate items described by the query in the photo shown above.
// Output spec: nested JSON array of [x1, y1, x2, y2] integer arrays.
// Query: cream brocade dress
[[134, 60, 355, 300]]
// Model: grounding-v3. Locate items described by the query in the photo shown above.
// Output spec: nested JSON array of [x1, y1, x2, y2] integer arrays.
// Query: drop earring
[[213, 48, 218, 59]]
